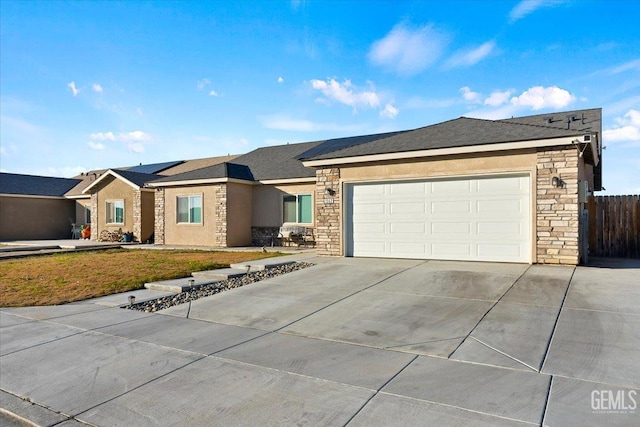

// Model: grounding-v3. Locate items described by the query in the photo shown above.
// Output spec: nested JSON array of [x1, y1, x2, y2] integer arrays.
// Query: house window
[[106, 200, 124, 224], [283, 194, 312, 224], [177, 195, 202, 224], [85, 206, 91, 224]]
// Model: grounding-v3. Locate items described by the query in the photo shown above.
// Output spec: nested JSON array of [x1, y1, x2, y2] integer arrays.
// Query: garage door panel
[[390, 202, 426, 214], [353, 241, 387, 255], [390, 182, 426, 194], [477, 243, 524, 258], [431, 200, 472, 214], [432, 243, 472, 256], [431, 222, 471, 234], [477, 221, 522, 235], [431, 180, 471, 194], [347, 175, 531, 263], [354, 184, 386, 196], [390, 222, 425, 233], [353, 222, 386, 234], [476, 198, 524, 213], [353, 202, 386, 215], [390, 242, 427, 255]]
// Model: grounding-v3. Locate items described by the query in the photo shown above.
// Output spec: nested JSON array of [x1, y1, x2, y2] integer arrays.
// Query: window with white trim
[[177, 195, 202, 224], [85, 206, 91, 224], [105, 200, 124, 224], [283, 194, 312, 224]]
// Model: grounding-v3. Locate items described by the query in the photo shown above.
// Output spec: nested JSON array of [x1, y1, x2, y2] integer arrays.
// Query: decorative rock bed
[[126, 261, 314, 313]]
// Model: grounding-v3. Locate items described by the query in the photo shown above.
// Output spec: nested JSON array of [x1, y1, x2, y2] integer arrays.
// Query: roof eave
[[146, 177, 255, 188], [302, 135, 593, 167]]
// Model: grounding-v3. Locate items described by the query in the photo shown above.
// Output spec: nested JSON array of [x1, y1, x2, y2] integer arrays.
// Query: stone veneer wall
[[536, 147, 580, 265], [154, 188, 165, 245], [133, 189, 142, 242], [90, 192, 98, 241], [214, 184, 227, 247], [315, 168, 341, 256]]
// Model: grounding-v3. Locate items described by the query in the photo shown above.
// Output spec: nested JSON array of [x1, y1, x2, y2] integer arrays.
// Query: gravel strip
[[125, 262, 314, 313]]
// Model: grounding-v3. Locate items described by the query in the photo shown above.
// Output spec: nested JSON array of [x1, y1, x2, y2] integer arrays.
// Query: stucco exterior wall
[[251, 183, 316, 227], [226, 182, 252, 246], [163, 185, 218, 246], [0, 195, 76, 240], [74, 199, 92, 226], [93, 176, 136, 236]]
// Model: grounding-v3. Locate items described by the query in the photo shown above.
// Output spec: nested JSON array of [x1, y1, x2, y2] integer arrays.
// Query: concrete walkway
[[1, 257, 638, 426]]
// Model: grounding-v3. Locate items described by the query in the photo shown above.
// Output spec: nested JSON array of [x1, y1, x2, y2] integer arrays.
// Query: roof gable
[[82, 169, 159, 193]]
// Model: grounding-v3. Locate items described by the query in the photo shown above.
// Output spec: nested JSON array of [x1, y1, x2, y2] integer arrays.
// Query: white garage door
[[346, 175, 531, 263]]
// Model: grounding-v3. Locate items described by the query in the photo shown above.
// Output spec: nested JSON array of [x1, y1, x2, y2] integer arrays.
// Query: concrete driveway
[[1, 257, 638, 426]]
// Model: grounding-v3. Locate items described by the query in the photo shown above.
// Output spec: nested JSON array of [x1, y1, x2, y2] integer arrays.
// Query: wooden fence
[[587, 195, 640, 258]]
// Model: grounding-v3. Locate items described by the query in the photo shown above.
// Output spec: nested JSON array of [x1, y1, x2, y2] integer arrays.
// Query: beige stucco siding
[[252, 183, 316, 227], [74, 199, 91, 226], [339, 150, 537, 182], [163, 185, 217, 246], [0, 195, 76, 240], [95, 177, 135, 234], [227, 183, 252, 246]]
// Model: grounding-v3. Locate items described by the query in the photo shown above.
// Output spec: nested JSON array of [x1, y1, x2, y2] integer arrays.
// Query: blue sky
[[1, 0, 638, 194]]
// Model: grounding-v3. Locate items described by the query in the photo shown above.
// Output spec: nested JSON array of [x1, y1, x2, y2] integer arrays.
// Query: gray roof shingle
[[301, 115, 596, 161], [0, 173, 82, 197], [150, 141, 322, 184]]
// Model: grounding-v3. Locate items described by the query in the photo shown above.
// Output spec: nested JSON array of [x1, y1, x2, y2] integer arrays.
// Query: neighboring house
[[79, 155, 238, 243], [299, 108, 602, 265], [0, 173, 81, 240], [148, 142, 320, 247]]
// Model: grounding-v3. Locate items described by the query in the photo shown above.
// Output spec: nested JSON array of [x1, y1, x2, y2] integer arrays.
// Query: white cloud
[[509, 0, 563, 23], [197, 78, 211, 90], [460, 87, 482, 104], [484, 89, 515, 106], [609, 59, 640, 74], [90, 131, 115, 141], [604, 109, 640, 144], [510, 86, 575, 110], [89, 130, 151, 153], [380, 103, 399, 119], [368, 23, 449, 75], [87, 141, 106, 150], [119, 130, 151, 142], [446, 41, 496, 68], [259, 114, 363, 133], [310, 78, 380, 110], [92, 83, 103, 93], [136, 107, 144, 116], [67, 81, 79, 96], [209, 90, 219, 97], [278, 76, 284, 83]]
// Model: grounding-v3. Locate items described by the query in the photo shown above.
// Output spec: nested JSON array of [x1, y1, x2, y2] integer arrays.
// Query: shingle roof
[[0, 173, 81, 197], [158, 155, 240, 176], [301, 116, 592, 161], [150, 141, 322, 184], [112, 169, 161, 187], [126, 160, 184, 174], [150, 162, 254, 183]]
